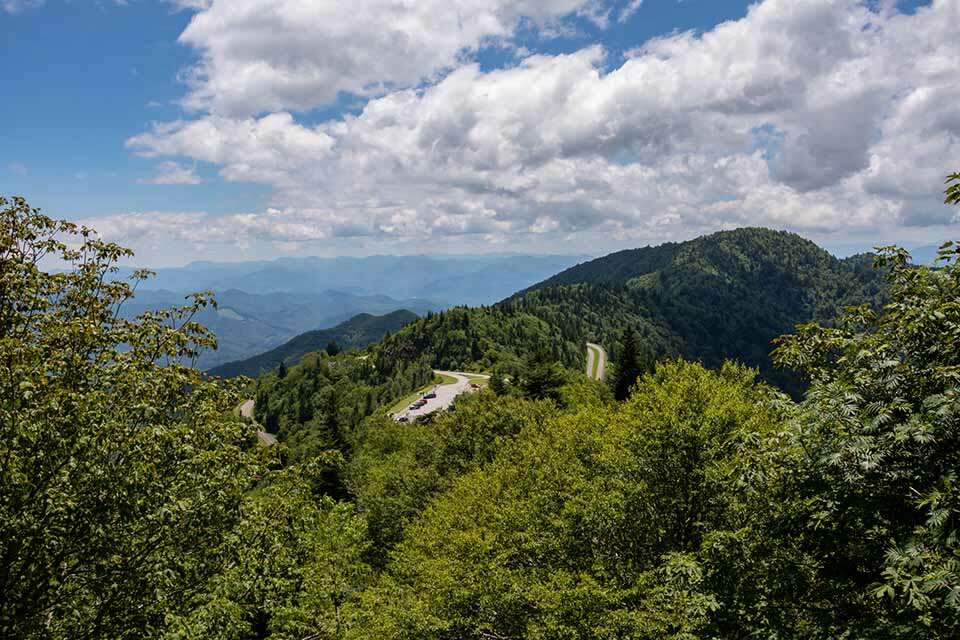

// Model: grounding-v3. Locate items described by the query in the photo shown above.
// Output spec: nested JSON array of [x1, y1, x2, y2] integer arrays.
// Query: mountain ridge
[[369, 228, 887, 396], [209, 309, 420, 378]]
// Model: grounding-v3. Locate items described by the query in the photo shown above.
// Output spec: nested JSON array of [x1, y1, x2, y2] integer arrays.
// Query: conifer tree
[[613, 326, 643, 401]]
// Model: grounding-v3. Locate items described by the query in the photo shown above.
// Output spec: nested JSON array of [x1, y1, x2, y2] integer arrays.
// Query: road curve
[[239, 399, 255, 418], [237, 399, 277, 447], [586, 343, 607, 381], [394, 370, 488, 422]]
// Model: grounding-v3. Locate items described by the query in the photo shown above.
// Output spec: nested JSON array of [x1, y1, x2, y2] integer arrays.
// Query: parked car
[[424, 392, 437, 399], [397, 415, 409, 423]]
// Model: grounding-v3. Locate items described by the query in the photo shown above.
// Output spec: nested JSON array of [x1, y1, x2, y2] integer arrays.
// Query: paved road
[[586, 343, 607, 381], [238, 399, 277, 447], [394, 370, 489, 422]]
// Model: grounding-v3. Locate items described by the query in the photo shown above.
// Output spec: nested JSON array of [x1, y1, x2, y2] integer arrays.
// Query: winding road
[[238, 399, 277, 446], [393, 370, 489, 422], [586, 343, 607, 381]]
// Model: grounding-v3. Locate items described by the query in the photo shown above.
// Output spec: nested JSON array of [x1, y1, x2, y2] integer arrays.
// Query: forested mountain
[[6, 193, 960, 640], [209, 309, 420, 378], [251, 346, 434, 475], [378, 228, 887, 394], [121, 289, 436, 369]]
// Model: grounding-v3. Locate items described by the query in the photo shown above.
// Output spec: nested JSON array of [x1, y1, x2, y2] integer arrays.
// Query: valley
[[6, 1, 959, 636]]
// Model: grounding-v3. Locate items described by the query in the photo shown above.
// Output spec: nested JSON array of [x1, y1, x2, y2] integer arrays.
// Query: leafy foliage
[[348, 362, 786, 639], [770, 241, 960, 636], [945, 172, 960, 207], [163, 462, 371, 640], [0, 196, 264, 638], [253, 349, 433, 473]]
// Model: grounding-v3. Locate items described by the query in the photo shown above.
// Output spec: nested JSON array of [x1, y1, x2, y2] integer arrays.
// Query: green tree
[[348, 393, 559, 565], [326, 340, 341, 356], [771, 239, 960, 636], [612, 326, 644, 400], [945, 171, 960, 206], [519, 349, 565, 402], [488, 369, 508, 396], [164, 461, 371, 640], [0, 197, 264, 638], [350, 361, 784, 639]]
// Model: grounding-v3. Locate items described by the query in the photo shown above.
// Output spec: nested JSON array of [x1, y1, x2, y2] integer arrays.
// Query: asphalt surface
[[393, 370, 489, 422], [586, 343, 607, 381], [238, 399, 277, 446]]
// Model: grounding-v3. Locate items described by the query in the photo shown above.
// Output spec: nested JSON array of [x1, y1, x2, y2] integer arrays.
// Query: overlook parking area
[[393, 370, 488, 422]]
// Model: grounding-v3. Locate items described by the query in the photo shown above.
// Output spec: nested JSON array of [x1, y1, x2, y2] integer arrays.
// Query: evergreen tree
[[519, 350, 565, 402], [489, 369, 508, 396], [612, 326, 643, 400], [326, 340, 341, 356]]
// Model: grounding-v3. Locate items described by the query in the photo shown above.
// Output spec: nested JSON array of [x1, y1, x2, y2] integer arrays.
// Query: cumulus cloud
[[127, 113, 335, 187], [117, 0, 960, 257], [175, 0, 596, 116], [142, 161, 203, 185], [165, 0, 212, 10], [618, 0, 643, 23]]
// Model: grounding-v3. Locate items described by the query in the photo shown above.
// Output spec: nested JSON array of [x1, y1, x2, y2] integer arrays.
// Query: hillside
[[376, 229, 887, 394], [121, 289, 435, 370], [209, 309, 420, 378]]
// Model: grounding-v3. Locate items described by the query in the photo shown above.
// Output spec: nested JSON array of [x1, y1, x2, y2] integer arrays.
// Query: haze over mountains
[[121, 254, 587, 302], [119, 289, 436, 370], [208, 310, 419, 379], [120, 254, 586, 369]]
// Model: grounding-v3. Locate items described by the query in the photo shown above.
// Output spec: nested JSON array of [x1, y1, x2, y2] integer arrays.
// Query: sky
[[1, 0, 956, 266]]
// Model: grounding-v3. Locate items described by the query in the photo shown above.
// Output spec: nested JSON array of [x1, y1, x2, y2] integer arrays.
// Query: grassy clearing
[[463, 374, 489, 388]]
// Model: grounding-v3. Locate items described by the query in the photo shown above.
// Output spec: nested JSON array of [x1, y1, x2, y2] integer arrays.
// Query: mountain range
[[119, 289, 435, 370], [208, 309, 419, 378], [118, 254, 585, 369], [371, 228, 887, 395], [120, 254, 587, 306], [188, 229, 891, 392]]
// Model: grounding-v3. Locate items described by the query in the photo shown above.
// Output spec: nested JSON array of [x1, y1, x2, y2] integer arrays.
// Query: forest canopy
[[2, 192, 958, 639]]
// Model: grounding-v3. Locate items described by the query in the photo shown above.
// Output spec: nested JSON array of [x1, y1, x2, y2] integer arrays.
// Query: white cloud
[[142, 161, 203, 185], [127, 113, 335, 187], [175, 0, 598, 116], [165, 0, 212, 11], [618, 0, 643, 23], [116, 0, 960, 259], [2, 0, 43, 14]]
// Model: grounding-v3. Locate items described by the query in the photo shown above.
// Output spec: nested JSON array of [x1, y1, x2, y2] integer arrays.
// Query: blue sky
[[1, 0, 953, 265]]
